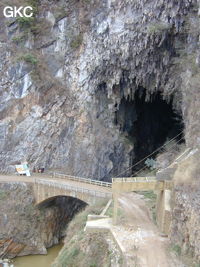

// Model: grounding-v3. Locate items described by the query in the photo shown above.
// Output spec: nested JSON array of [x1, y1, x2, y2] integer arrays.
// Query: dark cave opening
[[115, 89, 184, 174]]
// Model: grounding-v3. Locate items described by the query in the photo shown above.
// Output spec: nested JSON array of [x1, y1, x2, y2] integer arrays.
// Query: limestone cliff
[[0, 0, 199, 180]]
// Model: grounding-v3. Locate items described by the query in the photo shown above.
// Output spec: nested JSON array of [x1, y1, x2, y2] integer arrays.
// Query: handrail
[[36, 179, 112, 198], [53, 172, 112, 188], [112, 177, 156, 183]]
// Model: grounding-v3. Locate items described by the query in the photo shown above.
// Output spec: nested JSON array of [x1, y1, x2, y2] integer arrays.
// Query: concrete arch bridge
[[0, 173, 112, 206], [0, 172, 173, 234]]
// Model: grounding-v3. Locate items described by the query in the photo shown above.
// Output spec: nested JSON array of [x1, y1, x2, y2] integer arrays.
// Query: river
[[13, 244, 63, 267]]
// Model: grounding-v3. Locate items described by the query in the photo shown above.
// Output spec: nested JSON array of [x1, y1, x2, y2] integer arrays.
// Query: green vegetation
[[70, 34, 83, 49], [12, 34, 27, 44], [25, 204, 36, 217], [171, 244, 182, 256], [27, 0, 39, 15], [105, 204, 113, 217], [52, 200, 122, 267], [64, 246, 80, 263], [0, 190, 7, 200], [16, 0, 39, 33], [19, 53, 38, 65], [147, 22, 171, 35], [17, 16, 35, 28], [54, 7, 67, 21], [139, 191, 157, 224], [64, 199, 107, 242], [105, 202, 125, 224], [141, 191, 156, 201]]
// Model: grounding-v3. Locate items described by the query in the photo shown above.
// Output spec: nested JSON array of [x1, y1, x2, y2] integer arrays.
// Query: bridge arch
[[36, 195, 88, 208], [33, 180, 111, 206]]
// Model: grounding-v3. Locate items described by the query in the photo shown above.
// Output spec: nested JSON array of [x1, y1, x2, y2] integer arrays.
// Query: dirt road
[[112, 192, 185, 267]]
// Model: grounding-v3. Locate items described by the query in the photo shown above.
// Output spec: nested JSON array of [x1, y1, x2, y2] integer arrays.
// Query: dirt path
[[112, 192, 185, 267]]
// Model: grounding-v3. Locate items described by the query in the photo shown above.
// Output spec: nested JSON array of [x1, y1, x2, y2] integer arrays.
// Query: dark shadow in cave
[[115, 89, 185, 174], [37, 196, 87, 240]]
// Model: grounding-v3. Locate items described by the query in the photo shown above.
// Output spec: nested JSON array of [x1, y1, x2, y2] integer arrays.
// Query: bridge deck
[[0, 174, 112, 194], [0, 174, 172, 200]]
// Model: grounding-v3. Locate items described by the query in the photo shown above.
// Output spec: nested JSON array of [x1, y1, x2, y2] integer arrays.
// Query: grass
[[139, 191, 157, 224], [56, 244, 82, 267], [105, 202, 125, 224], [170, 243, 200, 266], [25, 203, 36, 217], [141, 191, 156, 201], [16, 0, 43, 37], [19, 53, 38, 65], [27, 0, 39, 12], [147, 22, 171, 35], [52, 200, 123, 267], [54, 7, 67, 21], [171, 244, 182, 256], [70, 34, 83, 49], [64, 199, 107, 242], [12, 34, 27, 44], [17, 17, 35, 28], [0, 190, 7, 200]]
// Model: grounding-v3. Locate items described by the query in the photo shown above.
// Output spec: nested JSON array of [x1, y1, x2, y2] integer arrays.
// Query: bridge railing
[[37, 179, 112, 199], [53, 172, 112, 188], [112, 177, 156, 183]]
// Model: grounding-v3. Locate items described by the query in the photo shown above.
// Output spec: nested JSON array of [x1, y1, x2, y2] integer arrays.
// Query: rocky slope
[[0, 182, 85, 258], [170, 152, 200, 262], [0, 0, 199, 180], [171, 185, 200, 263]]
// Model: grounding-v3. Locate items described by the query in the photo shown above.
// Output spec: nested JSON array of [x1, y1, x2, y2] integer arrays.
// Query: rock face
[[171, 186, 200, 261], [0, 0, 199, 179], [0, 182, 86, 258]]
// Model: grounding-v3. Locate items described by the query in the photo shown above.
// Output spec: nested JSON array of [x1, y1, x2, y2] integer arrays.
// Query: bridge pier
[[113, 193, 119, 225], [156, 189, 172, 235]]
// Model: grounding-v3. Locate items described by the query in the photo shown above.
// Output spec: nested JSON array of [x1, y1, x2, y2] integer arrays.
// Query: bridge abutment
[[156, 189, 172, 235], [112, 178, 173, 235]]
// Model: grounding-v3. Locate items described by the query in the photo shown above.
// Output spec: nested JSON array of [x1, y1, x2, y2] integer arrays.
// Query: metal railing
[[52, 172, 112, 188], [112, 176, 156, 183], [36, 179, 112, 198]]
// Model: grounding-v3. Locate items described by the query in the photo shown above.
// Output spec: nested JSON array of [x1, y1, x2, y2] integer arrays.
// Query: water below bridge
[[13, 243, 63, 267]]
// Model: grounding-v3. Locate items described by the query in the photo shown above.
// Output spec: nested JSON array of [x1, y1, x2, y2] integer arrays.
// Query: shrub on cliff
[[19, 53, 38, 65]]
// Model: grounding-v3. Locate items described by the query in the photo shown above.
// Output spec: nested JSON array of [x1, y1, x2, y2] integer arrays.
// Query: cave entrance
[[115, 89, 184, 174]]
